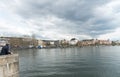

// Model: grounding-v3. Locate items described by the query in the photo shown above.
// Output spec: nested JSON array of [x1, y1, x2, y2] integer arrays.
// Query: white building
[[69, 38, 78, 45]]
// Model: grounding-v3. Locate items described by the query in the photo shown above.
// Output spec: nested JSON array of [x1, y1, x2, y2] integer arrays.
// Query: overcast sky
[[0, 0, 120, 40]]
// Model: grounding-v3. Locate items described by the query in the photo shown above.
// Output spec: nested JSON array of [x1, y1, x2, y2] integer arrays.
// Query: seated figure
[[0, 44, 11, 55]]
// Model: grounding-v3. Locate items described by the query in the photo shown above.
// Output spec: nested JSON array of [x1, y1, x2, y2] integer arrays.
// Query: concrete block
[[0, 56, 7, 65], [0, 66, 4, 77], [0, 54, 19, 77]]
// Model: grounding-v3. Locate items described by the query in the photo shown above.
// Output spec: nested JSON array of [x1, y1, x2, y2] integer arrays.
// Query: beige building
[[98, 39, 112, 45], [0, 37, 38, 49], [37, 40, 45, 47], [81, 39, 95, 46], [79, 39, 112, 46]]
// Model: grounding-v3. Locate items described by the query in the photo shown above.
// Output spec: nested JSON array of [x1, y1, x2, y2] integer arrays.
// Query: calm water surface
[[15, 46, 120, 77]]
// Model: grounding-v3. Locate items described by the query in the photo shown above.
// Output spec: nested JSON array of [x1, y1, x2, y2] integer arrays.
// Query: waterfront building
[[0, 37, 38, 49], [60, 39, 69, 47], [80, 39, 112, 46], [98, 39, 112, 45], [37, 40, 45, 48], [112, 40, 120, 45], [81, 39, 95, 46], [77, 41, 82, 47], [69, 38, 79, 46], [42, 40, 60, 48]]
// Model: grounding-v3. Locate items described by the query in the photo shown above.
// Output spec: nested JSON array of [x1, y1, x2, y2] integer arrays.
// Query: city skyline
[[0, 0, 120, 40]]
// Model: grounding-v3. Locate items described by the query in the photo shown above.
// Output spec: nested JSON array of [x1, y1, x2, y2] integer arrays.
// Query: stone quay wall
[[0, 54, 19, 77]]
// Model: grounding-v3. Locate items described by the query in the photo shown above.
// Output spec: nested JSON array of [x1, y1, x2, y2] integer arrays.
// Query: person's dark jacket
[[0, 44, 11, 55]]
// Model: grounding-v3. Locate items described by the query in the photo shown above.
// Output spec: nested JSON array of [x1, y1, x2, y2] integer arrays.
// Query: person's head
[[6, 44, 9, 46]]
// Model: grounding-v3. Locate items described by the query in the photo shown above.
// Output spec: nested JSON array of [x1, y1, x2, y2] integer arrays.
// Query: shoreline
[[10, 45, 120, 51]]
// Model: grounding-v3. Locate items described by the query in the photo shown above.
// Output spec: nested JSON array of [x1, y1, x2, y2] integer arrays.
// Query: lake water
[[16, 46, 120, 77]]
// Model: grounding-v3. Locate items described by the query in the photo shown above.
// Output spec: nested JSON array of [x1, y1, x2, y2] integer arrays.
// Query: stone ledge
[[0, 54, 19, 65], [0, 54, 19, 77]]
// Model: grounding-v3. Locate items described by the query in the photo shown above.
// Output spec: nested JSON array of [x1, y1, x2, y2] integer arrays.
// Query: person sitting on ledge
[[0, 44, 11, 55]]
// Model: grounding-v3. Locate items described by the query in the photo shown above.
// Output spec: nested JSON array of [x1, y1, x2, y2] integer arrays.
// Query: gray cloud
[[1, 0, 120, 40], [16, 0, 109, 21]]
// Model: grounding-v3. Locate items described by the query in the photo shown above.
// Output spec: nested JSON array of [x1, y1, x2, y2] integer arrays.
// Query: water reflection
[[16, 46, 120, 77]]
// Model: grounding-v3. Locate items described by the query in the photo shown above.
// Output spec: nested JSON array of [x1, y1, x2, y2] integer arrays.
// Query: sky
[[0, 0, 120, 40]]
